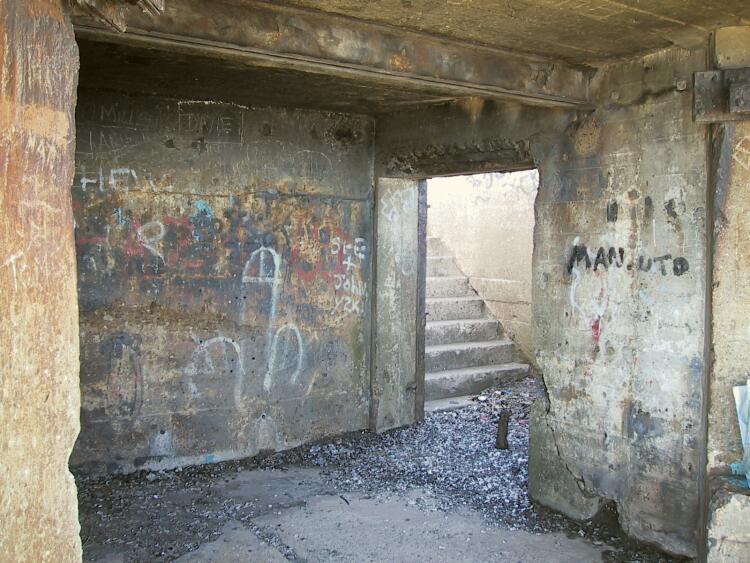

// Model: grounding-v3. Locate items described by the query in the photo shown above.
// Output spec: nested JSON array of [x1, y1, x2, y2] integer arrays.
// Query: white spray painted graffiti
[[109, 167, 138, 189], [333, 273, 366, 295], [137, 220, 166, 264], [240, 246, 308, 392], [331, 236, 367, 273], [79, 166, 105, 192], [381, 186, 417, 276], [264, 322, 305, 391], [568, 236, 590, 322], [242, 246, 282, 319], [242, 245, 283, 359], [329, 235, 368, 316], [382, 188, 410, 223], [186, 336, 245, 409], [567, 236, 632, 344]]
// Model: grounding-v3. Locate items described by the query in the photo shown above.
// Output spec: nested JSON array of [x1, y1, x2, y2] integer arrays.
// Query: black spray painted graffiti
[[567, 244, 689, 277]]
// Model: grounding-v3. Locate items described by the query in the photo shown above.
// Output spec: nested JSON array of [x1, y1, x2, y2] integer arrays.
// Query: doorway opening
[[424, 170, 539, 412]]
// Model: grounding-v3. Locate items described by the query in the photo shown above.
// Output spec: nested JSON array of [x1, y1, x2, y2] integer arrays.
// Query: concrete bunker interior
[[4, 1, 750, 561], [71, 40, 380, 473]]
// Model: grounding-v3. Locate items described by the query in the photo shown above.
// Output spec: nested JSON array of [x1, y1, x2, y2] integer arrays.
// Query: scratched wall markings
[[73, 90, 375, 470]]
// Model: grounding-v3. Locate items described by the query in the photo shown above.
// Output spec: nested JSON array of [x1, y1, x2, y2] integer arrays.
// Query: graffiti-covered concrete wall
[[530, 47, 707, 557], [70, 89, 374, 473], [377, 48, 709, 555]]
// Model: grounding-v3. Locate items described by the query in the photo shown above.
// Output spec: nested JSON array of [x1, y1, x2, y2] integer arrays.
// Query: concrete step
[[426, 297, 485, 321], [425, 396, 475, 413], [425, 319, 502, 346], [426, 276, 474, 298], [427, 236, 449, 255], [427, 256, 462, 277], [425, 363, 530, 400], [426, 339, 514, 372]]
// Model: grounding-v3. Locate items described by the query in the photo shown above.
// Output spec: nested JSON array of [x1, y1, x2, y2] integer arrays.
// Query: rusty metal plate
[[729, 82, 750, 114], [694, 68, 750, 123]]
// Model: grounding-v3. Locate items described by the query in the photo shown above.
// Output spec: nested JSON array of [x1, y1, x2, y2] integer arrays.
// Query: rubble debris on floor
[[77, 379, 688, 562]]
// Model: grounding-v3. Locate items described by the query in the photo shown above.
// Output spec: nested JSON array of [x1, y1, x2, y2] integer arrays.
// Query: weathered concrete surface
[[251, 490, 607, 563], [706, 26, 750, 560], [708, 25, 750, 474], [709, 122, 750, 471], [372, 178, 423, 431], [83, 466, 612, 563], [375, 99, 571, 179], [174, 521, 288, 562], [74, 38, 457, 117], [427, 171, 538, 357], [530, 47, 708, 557], [71, 0, 592, 110], [0, 0, 82, 560], [706, 478, 750, 561], [74, 0, 164, 33], [280, 0, 750, 65], [377, 44, 710, 556], [714, 27, 750, 70], [71, 88, 375, 473]]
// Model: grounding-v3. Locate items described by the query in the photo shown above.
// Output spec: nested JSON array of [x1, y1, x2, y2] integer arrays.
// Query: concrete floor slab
[[252, 490, 607, 562], [78, 380, 680, 563], [174, 521, 287, 562]]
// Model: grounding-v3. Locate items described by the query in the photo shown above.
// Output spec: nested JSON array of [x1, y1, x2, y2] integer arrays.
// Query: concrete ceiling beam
[[72, 0, 592, 110], [75, 0, 166, 32]]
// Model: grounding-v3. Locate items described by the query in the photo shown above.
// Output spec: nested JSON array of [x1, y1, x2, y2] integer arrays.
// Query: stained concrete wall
[[377, 47, 709, 556], [0, 1, 82, 560], [708, 26, 750, 473], [372, 178, 425, 431], [706, 25, 750, 561], [530, 47, 708, 557], [427, 171, 538, 358], [70, 88, 375, 473], [707, 478, 750, 561]]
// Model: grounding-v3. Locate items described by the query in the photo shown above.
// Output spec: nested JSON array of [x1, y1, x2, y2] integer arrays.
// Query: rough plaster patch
[[571, 115, 601, 157], [707, 487, 750, 562]]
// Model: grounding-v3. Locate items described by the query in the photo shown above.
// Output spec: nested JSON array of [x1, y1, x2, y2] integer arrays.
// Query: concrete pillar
[[371, 178, 425, 431], [706, 25, 750, 562], [529, 46, 708, 557], [0, 1, 81, 560], [708, 25, 750, 472]]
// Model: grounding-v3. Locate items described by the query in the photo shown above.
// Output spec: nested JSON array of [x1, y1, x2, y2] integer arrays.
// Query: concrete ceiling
[[77, 39, 457, 114], [268, 0, 750, 65], [74, 0, 750, 115]]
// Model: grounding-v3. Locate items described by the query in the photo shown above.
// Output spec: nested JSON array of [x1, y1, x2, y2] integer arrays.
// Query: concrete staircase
[[425, 236, 530, 412]]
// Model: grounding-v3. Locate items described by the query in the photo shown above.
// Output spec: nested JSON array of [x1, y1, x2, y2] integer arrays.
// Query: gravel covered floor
[[77, 378, 688, 562]]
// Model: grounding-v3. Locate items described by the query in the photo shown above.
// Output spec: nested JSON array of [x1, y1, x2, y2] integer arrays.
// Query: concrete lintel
[[72, 0, 592, 109]]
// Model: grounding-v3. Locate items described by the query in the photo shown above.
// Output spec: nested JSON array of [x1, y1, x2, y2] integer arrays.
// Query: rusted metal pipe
[[496, 409, 511, 450]]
